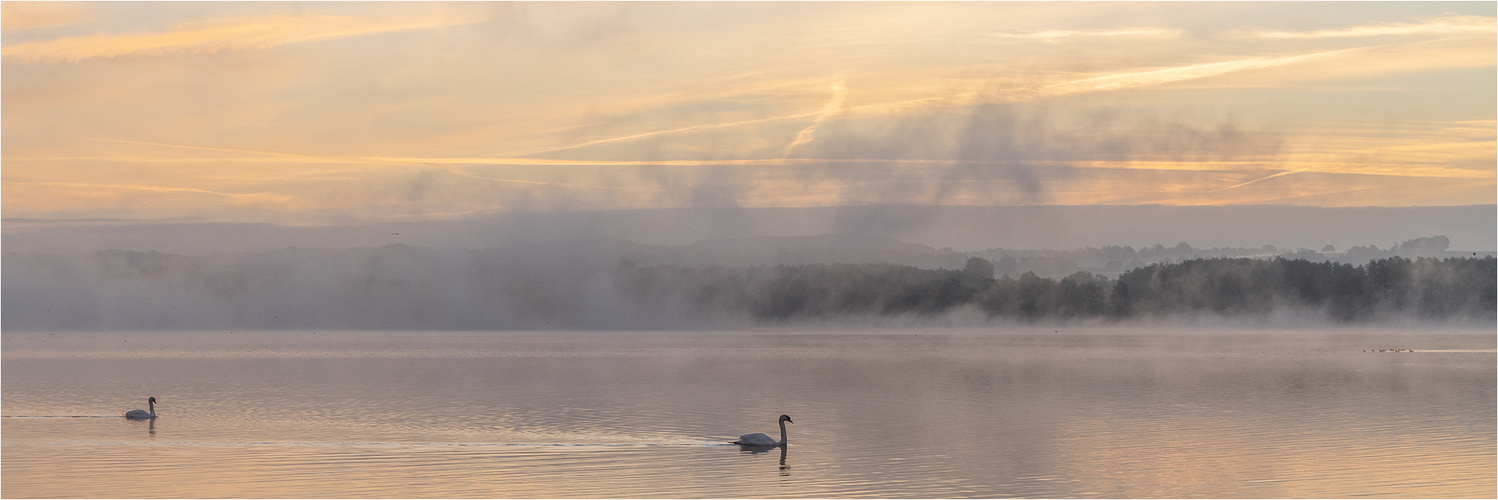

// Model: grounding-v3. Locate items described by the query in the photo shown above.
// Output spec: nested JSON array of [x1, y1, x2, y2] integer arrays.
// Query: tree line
[[615, 256, 1497, 323]]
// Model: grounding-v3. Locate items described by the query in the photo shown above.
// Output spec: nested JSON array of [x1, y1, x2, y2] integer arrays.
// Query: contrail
[[1208, 167, 1312, 193], [11, 181, 297, 205], [98, 139, 346, 161], [515, 111, 833, 157], [17, 180, 243, 196], [519, 49, 1359, 158], [95, 139, 569, 187], [515, 90, 985, 158], [1036, 48, 1359, 96], [77, 140, 1484, 181], [781, 78, 847, 157]]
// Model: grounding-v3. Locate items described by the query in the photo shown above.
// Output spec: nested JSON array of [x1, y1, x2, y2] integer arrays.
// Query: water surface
[[3, 329, 1493, 498]]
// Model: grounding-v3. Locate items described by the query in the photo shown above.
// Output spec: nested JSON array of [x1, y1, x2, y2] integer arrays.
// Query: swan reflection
[[735, 443, 791, 475], [736, 443, 780, 454]]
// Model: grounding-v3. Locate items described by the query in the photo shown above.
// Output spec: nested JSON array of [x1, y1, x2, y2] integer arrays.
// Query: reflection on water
[[3, 329, 1493, 498]]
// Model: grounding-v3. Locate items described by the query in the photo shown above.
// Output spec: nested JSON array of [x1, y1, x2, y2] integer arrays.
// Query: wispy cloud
[[516, 110, 829, 157], [524, 48, 1362, 157], [4, 3, 1490, 219], [3, 11, 487, 63], [989, 27, 1182, 40], [1248, 14, 1494, 39], [517, 88, 989, 157], [1037, 48, 1358, 95]]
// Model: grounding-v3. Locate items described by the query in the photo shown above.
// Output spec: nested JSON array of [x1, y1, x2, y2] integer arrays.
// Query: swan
[[124, 397, 156, 419], [733, 414, 792, 446]]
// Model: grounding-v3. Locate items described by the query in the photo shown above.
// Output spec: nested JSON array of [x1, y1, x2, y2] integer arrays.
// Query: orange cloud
[[2, 10, 488, 63]]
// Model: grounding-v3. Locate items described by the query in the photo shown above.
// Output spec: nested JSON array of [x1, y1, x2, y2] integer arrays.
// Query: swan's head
[[779, 414, 793, 424], [148, 397, 157, 404]]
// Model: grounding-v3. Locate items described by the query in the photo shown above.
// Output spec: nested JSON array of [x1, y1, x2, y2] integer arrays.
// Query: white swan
[[733, 414, 792, 446], [124, 397, 156, 419]]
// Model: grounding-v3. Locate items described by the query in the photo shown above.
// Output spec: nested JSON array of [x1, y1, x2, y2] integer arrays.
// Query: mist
[[5, 232, 1492, 332], [3, 242, 642, 331]]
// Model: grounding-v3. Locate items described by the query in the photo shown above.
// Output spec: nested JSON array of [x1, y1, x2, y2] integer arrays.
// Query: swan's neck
[[778, 419, 788, 445], [148, 400, 155, 417]]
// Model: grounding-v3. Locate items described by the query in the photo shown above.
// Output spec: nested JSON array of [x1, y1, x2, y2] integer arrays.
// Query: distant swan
[[733, 414, 792, 446], [124, 397, 156, 419]]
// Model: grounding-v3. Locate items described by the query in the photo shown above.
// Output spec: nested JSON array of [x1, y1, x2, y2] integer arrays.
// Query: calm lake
[[3, 328, 1493, 498]]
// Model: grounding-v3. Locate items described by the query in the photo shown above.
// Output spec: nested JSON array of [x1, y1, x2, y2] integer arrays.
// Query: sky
[[2, 1, 1495, 226]]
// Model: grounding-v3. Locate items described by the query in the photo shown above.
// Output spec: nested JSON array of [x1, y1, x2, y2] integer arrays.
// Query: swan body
[[125, 397, 156, 419], [733, 414, 792, 446]]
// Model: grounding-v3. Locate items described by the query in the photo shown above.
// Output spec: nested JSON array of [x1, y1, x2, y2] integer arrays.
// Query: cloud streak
[[1037, 48, 1359, 95], [3, 11, 487, 63], [526, 47, 1366, 158], [1248, 14, 1494, 39], [1207, 168, 1314, 193], [988, 27, 1183, 40], [10, 181, 299, 207], [95, 139, 568, 187]]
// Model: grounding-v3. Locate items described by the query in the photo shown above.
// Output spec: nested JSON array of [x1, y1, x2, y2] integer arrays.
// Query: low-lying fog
[[5, 206, 1493, 331]]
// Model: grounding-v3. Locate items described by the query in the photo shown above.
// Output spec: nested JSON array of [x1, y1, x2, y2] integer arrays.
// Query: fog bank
[[5, 236, 1492, 331]]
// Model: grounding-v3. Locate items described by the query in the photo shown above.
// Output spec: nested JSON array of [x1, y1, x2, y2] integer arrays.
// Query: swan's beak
[[786, 417, 793, 423]]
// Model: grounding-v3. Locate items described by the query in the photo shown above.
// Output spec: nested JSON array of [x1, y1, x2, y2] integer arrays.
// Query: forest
[[617, 255, 1498, 323]]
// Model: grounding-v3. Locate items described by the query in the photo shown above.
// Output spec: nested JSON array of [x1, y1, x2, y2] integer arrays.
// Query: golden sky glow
[[2, 1, 1494, 224]]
